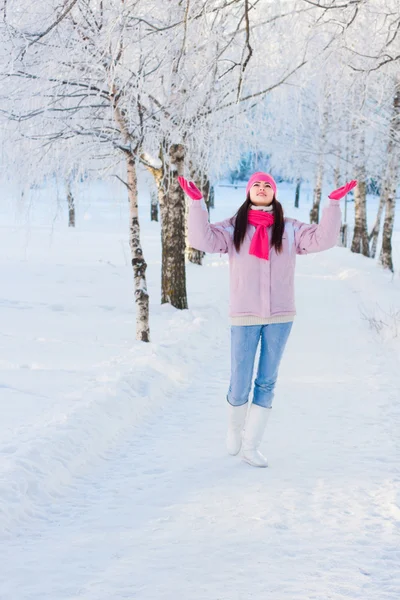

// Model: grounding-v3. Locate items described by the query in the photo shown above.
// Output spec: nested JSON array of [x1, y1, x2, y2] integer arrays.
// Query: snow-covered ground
[[1, 177, 399, 599]]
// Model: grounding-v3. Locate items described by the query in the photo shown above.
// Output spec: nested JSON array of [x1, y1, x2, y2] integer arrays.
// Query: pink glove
[[178, 176, 203, 200], [328, 180, 357, 200]]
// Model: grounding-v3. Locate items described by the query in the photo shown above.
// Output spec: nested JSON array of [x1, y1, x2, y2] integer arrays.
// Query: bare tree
[[0, 0, 152, 340]]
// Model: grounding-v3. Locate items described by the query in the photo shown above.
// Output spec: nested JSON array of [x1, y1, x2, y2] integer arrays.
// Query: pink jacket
[[188, 199, 342, 318]]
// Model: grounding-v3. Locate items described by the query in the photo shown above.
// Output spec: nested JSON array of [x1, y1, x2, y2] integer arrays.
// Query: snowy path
[[1, 249, 399, 600]]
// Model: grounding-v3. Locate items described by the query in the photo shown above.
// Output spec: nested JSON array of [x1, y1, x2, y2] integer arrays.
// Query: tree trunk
[[310, 161, 324, 224], [350, 179, 369, 256], [333, 150, 341, 190], [150, 189, 158, 222], [201, 178, 210, 207], [209, 185, 215, 209], [351, 129, 370, 257], [379, 84, 400, 272], [112, 87, 150, 341], [141, 146, 188, 308], [369, 189, 386, 259], [338, 107, 352, 247], [66, 179, 75, 228], [186, 249, 203, 264], [339, 223, 348, 248], [309, 98, 329, 224], [158, 144, 188, 309], [127, 155, 150, 342], [379, 181, 397, 272], [294, 179, 301, 208], [186, 239, 204, 265]]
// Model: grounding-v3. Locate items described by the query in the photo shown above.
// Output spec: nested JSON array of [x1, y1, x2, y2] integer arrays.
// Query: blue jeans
[[227, 322, 293, 409]]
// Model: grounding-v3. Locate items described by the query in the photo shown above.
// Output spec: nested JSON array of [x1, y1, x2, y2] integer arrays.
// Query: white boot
[[226, 403, 248, 456], [242, 404, 271, 467]]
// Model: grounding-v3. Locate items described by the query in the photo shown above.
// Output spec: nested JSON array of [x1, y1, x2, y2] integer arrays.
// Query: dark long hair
[[233, 194, 285, 254]]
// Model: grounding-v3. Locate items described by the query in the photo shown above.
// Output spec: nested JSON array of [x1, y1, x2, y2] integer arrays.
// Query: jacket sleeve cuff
[[189, 198, 207, 210]]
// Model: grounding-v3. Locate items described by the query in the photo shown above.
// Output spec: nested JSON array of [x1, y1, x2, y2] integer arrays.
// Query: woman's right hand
[[178, 176, 203, 200]]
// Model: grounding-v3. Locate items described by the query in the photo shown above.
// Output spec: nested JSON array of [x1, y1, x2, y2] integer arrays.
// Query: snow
[[1, 178, 399, 599]]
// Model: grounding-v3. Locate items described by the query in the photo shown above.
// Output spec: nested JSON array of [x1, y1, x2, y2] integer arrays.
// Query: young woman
[[178, 173, 357, 468]]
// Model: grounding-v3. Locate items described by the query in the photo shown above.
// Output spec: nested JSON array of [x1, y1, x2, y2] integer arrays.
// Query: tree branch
[[20, 0, 79, 57], [112, 174, 130, 189], [349, 54, 400, 73], [301, 0, 361, 9], [198, 56, 308, 119], [236, 0, 253, 102]]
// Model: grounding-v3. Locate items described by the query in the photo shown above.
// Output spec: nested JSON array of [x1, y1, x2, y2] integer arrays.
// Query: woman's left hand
[[328, 180, 358, 200]]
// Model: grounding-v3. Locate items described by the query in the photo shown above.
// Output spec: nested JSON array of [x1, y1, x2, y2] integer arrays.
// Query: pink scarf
[[248, 210, 275, 260]]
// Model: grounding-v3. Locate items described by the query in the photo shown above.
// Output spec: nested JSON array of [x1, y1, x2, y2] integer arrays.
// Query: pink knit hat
[[246, 172, 277, 196]]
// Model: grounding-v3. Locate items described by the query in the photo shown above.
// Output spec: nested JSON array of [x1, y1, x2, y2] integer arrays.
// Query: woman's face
[[249, 181, 275, 206]]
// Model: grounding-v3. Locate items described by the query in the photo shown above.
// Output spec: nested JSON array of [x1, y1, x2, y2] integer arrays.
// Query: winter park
[[0, 1, 400, 599]]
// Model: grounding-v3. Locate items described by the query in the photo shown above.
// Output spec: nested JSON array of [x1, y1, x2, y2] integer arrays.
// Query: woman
[[178, 173, 357, 468]]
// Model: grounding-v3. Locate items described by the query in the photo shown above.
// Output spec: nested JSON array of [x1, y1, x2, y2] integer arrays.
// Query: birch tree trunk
[[148, 144, 189, 309], [379, 179, 397, 272], [143, 143, 188, 307], [351, 129, 370, 256], [209, 185, 215, 209], [334, 153, 341, 189], [309, 160, 324, 224], [66, 179, 75, 228], [201, 178, 211, 206], [186, 229, 204, 264], [309, 97, 329, 224], [113, 89, 150, 342], [150, 189, 159, 222], [294, 179, 301, 208], [369, 189, 386, 259], [339, 114, 352, 248], [127, 155, 150, 342], [350, 179, 370, 256], [334, 139, 345, 247], [379, 84, 400, 272]]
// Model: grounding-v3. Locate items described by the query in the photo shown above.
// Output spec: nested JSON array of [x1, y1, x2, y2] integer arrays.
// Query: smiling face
[[249, 180, 275, 206]]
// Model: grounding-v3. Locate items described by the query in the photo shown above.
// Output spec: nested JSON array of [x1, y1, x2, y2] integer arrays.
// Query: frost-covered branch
[[301, 0, 362, 9], [236, 0, 253, 102], [20, 0, 79, 56]]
